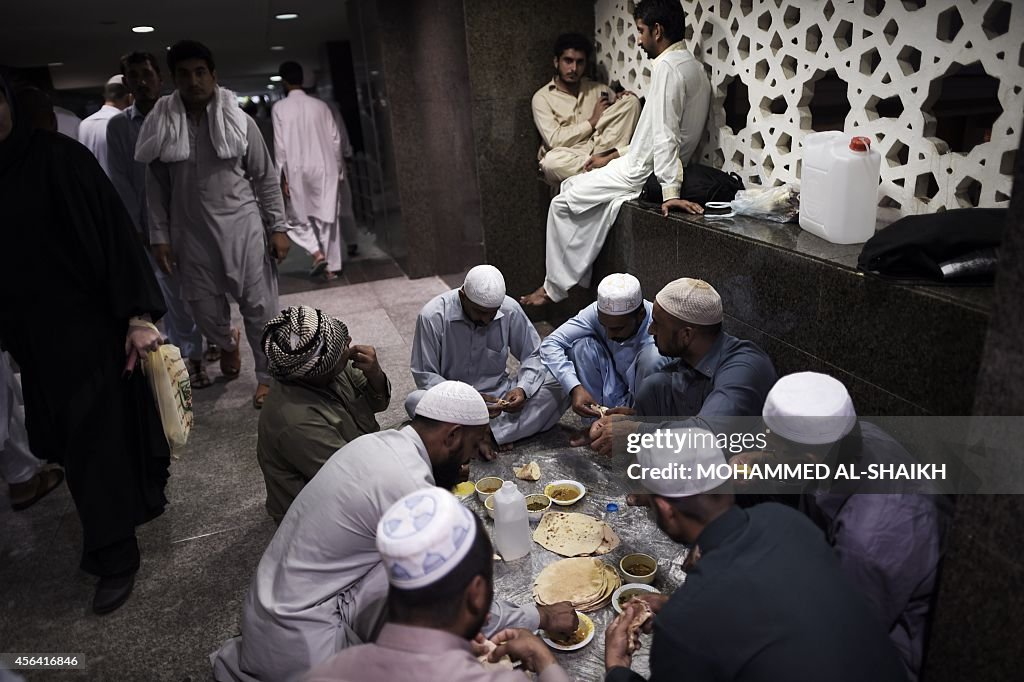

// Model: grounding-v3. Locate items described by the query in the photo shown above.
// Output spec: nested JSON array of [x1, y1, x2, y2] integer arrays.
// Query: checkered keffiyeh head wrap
[[261, 306, 351, 380]]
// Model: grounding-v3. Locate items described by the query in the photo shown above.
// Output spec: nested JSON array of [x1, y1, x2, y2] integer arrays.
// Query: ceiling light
[[270, 45, 285, 51], [267, 84, 276, 90], [275, 13, 299, 20], [270, 75, 282, 82], [252, 96, 262, 103], [131, 26, 155, 33], [48, 62, 64, 67]]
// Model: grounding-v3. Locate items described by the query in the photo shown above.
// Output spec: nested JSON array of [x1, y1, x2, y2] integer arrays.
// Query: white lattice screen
[[594, 0, 1023, 215]]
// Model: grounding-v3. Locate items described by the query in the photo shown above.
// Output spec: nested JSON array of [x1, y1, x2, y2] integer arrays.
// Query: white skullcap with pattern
[[414, 380, 490, 426], [762, 372, 857, 445], [462, 265, 506, 308], [655, 278, 723, 325], [636, 427, 729, 497], [597, 273, 643, 315], [377, 488, 477, 589]]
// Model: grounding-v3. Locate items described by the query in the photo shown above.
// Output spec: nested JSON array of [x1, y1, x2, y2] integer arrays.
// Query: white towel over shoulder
[[135, 86, 248, 163]]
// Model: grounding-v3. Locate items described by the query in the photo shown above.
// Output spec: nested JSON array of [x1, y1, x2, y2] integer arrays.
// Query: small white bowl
[[484, 494, 496, 519], [619, 553, 658, 585], [611, 583, 661, 614], [475, 476, 504, 503], [526, 494, 552, 524], [544, 479, 586, 506]]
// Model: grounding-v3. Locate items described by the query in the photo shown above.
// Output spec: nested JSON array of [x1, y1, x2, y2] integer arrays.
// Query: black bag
[[857, 208, 1007, 284], [638, 164, 744, 205]]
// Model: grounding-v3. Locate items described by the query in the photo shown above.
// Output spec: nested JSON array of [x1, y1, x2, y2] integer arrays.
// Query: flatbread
[[625, 599, 654, 653], [477, 638, 515, 671], [594, 524, 621, 556], [533, 558, 620, 612], [533, 512, 605, 557], [514, 461, 541, 481]]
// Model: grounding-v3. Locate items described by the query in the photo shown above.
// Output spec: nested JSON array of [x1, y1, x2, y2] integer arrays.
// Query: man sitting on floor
[[589, 277, 777, 455], [521, 0, 711, 306], [303, 488, 571, 682], [532, 33, 641, 187], [408, 265, 568, 460], [212, 381, 577, 682], [538, 273, 668, 444], [603, 429, 907, 682], [734, 372, 951, 682], [257, 305, 391, 523]]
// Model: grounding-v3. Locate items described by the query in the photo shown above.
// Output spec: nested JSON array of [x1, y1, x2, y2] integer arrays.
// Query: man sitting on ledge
[[521, 0, 710, 307], [532, 32, 641, 187]]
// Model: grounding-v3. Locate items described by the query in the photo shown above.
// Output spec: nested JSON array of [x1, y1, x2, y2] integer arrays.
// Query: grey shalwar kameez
[[146, 112, 287, 384], [406, 291, 567, 445], [211, 427, 538, 682]]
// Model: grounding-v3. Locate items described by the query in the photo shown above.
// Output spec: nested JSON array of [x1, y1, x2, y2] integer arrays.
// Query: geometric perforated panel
[[595, 0, 1023, 215]]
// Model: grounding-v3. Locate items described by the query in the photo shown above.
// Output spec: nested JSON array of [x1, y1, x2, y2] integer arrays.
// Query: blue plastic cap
[[606, 503, 619, 513]]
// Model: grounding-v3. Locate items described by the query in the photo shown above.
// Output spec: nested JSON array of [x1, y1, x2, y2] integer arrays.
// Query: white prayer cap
[[106, 74, 125, 86], [597, 273, 643, 315], [414, 381, 490, 426], [636, 427, 729, 497], [655, 278, 723, 325], [462, 265, 506, 308], [762, 372, 857, 445], [377, 488, 477, 589]]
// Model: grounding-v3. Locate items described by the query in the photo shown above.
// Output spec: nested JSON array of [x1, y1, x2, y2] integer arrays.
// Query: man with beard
[[212, 381, 577, 682], [603, 428, 906, 681], [107, 51, 209, 387], [303, 488, 570, 681], [408, 265, 567, 460]]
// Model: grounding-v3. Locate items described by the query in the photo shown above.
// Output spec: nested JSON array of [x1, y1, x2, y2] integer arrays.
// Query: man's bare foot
[[499, 442, 514, 452], [520, 286, 552, 307]]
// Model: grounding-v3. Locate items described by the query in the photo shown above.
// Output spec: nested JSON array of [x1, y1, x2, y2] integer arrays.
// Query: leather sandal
[[220, 329, 242, 379], [10, 463, 65, 511]]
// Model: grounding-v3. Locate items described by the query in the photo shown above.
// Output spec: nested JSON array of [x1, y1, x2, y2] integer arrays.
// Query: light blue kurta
[[539, 300, 669, 409], [408, 291, 566, 445]]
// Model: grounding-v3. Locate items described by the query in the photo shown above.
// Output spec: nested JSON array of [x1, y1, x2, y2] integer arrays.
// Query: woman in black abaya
[[0, 74, 171, 614]]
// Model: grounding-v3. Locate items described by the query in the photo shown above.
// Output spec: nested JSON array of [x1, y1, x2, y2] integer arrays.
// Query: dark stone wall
[[923, 134, 1024, 680], [463, 0, 595, 295], [377, 0, 485, 277]]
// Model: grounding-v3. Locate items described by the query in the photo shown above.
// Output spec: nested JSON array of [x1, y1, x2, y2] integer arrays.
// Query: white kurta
[[78, 104, 123, 176], [212, 427, 537, 682], [272, 90, 341, 224], [0, 351, 40, 485], [407, 291, 567, 445], [542, 43, 711, 302]]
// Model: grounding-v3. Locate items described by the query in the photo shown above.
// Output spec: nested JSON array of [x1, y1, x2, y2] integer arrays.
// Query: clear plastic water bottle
[[493, 481, 532, 561]]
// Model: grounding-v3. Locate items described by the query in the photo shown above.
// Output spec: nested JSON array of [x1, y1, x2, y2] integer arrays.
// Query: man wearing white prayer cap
[[539, 273, 668, 441], [303, 489, 572, 682], [589, 277, 777, 456], [213, 381, 577, 682], [78, 74, 132, 175], [737, 372, 950, 682], [408, 264, 568, 459], [604, 427, 906, 682]]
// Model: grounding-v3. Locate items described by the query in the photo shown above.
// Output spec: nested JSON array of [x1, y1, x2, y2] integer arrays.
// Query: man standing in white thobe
[[521, 0, 711, 306], [272, 61, 343, 280], [78, 75, 132, 176], [539, 273, 668, 444], [211, 382, 577, 682], [407, 265, 568, 459], [140, 40, 290, 409]]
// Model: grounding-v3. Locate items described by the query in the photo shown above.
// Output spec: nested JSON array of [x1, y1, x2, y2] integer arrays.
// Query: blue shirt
[[539, 300, 666, 396], [106, 104, 147, 233], [636, 331, 778, 419]]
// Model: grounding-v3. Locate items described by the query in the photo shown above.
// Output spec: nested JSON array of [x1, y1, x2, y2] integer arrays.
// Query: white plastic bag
[[143, 344, 193, 451], [730, 184, 801, 223]]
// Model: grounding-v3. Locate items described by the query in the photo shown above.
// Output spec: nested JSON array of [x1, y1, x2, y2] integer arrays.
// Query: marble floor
[[0, 268, 578, 681]]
